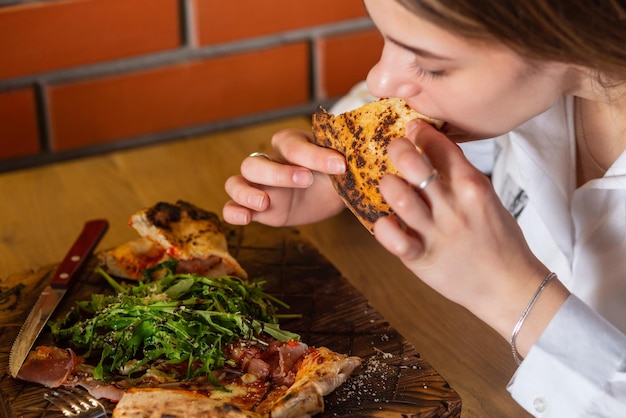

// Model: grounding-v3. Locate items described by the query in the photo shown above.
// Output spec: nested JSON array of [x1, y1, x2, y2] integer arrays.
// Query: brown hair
[[395, 0, 626, 85]]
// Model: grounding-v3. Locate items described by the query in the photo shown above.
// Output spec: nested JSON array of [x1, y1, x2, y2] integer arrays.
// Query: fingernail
[[292, 169, 314, 186], [248, 193, 265, 209], [327, 157, 346, 174], [422, 153, 433, 168], [234, 210, 250, 224], [406, 120, 420, 136]]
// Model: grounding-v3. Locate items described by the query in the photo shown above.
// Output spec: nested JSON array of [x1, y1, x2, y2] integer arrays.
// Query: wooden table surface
[[0, 116, 529, 417]]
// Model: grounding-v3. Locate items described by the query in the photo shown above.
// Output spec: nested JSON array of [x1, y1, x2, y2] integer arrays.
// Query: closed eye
[[411, 64, 446, 81]]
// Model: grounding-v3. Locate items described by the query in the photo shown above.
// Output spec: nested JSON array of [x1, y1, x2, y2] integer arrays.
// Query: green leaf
[[50, 271, 301, 380]]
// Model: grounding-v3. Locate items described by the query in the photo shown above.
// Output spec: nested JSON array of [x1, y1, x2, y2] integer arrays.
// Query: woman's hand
[[374, 120, 569, 352], [223, 128, 347, 227]]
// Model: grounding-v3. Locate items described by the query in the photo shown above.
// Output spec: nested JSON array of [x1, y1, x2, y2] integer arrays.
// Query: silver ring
[[417, 169, 439, 190], [249, 152, 272, 161]]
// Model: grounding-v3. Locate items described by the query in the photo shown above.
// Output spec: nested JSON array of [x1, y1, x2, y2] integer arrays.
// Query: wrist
[[510, 272, 556, 364], [468, 267, 570, 360], [510, 275, 570, 361]]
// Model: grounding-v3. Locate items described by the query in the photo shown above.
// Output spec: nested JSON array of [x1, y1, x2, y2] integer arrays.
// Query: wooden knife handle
[[50, 219, 109, 289]]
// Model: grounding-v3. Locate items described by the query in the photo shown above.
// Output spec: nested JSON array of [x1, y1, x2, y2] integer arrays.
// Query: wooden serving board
[[0, 224, 461, 417]]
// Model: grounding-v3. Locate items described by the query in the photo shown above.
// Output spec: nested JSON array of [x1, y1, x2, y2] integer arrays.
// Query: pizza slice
[[311, 98, 443, 233], [100, 200, 247, 279], [111, 347, 361, 418], [261, 346, 361, 417]]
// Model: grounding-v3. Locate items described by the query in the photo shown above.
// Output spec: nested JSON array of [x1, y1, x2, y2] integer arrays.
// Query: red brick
[[0, 0, 180, 81], [193, 0, 367, 45], [47, 43, 310, 151], [317, 29, 383, 98], [0, 88, 40, 160]]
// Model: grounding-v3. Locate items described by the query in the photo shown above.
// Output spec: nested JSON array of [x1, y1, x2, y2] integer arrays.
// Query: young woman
[[223, 1, 626, 415]]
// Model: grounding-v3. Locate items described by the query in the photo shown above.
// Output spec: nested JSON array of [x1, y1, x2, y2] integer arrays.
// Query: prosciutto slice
[[17, 346, 82, 388], [224, 340, 310, 387]]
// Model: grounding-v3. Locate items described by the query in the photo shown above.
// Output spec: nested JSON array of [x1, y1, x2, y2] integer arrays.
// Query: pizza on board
[[15, 201, 361, 418], [112, 347, 359, 418], [100, 200, 248, 280], [312, 98, 444, 234]]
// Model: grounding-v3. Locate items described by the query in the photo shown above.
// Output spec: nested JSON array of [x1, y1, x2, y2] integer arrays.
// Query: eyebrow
[[386, 35, 453, 61]]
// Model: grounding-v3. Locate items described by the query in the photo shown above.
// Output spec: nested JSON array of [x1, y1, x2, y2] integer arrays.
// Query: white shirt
[[493, 96, 626, 417], [332, 85, 626, 416]]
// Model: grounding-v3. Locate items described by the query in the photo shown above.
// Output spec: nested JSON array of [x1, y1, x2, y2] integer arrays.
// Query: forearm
[[463, 266, 570, 362]]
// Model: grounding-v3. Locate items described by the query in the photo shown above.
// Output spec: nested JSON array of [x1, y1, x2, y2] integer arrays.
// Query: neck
[[575, 95, 626, 186]]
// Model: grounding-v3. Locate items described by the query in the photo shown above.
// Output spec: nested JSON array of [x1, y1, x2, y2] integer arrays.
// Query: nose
[[366, 46, 422, 99]]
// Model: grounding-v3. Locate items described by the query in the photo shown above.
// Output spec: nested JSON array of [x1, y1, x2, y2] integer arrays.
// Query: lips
[[439, 122, 480, 142]]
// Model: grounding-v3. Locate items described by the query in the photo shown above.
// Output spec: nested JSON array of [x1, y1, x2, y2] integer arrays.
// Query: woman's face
[[364, 0, 578, 140]]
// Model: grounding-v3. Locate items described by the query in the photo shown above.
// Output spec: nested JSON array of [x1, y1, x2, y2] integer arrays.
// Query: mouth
[[439, 122, 475, 142], [440, 122, 459, 137]]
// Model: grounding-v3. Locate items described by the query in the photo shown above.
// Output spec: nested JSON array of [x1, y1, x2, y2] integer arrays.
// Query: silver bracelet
[[510, 272, 556, 365]]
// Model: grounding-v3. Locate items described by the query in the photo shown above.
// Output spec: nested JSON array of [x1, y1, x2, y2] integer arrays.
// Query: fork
[[43, 387, 107, 418]]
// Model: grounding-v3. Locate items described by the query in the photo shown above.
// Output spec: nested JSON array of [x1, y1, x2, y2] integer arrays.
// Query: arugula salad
[[50, 262, 300, 381]]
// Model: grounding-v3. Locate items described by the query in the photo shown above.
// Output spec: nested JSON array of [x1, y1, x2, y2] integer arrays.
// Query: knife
[[8, 219, 109, 378]]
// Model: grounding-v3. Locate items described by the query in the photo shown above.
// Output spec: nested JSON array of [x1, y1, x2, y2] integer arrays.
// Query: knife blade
[[8, 219, 109, 378]]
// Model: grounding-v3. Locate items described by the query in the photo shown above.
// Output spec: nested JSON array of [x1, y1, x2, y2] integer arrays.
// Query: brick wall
[[0, 0, 382, 172]]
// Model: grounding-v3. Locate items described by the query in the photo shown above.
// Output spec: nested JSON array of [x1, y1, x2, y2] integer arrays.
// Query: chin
[[441, 122, 495, 142]]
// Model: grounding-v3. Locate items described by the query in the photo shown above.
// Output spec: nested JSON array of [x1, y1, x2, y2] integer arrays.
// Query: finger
[[406, 120, 467, 176], [387, 137, 445, 203], [406, 120, 493, 208], [222, 200, 253, 225], [271, 129, 346, 175], [224, 175, 270, 211], [248, 152, 273, 161], [373, 215, 426, 262], [379, 174, 435, 234], [387, 137, 434, 183], [240, 156, 315, 188]]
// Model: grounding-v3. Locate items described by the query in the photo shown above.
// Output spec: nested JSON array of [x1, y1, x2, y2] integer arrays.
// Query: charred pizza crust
[[101, 200, 247, 279], [312, 98, 443, 233]]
